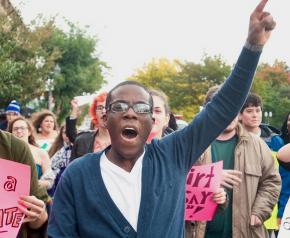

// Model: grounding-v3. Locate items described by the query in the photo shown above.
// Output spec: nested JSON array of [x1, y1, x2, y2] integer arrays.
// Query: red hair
[[89, 92, 108, 127]]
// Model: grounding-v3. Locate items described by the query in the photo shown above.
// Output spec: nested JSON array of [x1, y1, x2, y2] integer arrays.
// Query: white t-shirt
[[100, 151, 144, 231]]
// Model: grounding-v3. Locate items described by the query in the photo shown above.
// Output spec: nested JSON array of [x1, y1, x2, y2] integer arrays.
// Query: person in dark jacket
[[67, 92, 111, 161]]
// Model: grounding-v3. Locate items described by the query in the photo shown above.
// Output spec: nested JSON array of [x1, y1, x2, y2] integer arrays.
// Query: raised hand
[[70, 98, 80, 119], [247, 0, 276, 46]]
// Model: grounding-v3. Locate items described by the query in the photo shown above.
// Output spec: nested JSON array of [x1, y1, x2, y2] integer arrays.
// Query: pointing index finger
[[255, 0, 268, 13]]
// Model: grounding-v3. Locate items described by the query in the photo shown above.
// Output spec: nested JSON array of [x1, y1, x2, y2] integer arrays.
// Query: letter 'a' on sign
[[185, 161, 223, 221], [0, 159, 30, 238]]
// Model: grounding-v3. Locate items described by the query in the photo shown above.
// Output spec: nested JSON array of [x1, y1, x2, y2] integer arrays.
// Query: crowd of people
[[1, 0, 289, 237]]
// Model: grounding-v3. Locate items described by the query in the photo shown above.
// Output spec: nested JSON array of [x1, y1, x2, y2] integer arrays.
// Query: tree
[[171, 55, 231, 119], [130, 55, 231, 120], [43, 22, 107, 122], [0, 12, 58, 108], [129, 58, 180, 89], [252, 61, 290, 127]]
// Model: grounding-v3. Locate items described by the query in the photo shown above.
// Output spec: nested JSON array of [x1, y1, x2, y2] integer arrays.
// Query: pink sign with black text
[[0, 158, 30, 238], [185, 161, 223, 221]]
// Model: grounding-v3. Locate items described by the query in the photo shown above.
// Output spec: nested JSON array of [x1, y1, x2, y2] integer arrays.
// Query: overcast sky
[[11, 0, 290, 91]]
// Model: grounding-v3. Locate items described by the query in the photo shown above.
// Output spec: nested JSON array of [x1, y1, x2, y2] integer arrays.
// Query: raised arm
[[66, 98, 80, 143], [160, 0, 276, 172], [277, 144, 290, 170], [277, 144, 290, 163]]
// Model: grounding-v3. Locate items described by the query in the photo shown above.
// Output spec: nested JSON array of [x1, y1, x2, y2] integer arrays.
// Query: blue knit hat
[[6, 100, 21, 114]]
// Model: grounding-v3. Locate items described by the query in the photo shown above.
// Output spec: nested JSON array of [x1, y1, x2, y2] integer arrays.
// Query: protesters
[[146, 89, 171, 143], [48, 1, 277, 237], [239, 93, 284, 151], [8, 117, 55, 190], [185, 86, 281, 238], [0, 100, 21, 130], [32, 110, 58, 151], [68, 92, 111, 161], [48, 125, 72, 196], [0, 129, 49, 238], [239, 92, 284, 236]]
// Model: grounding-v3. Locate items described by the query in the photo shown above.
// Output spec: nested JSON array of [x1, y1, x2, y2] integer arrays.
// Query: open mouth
[[122, 127, 138, 139]]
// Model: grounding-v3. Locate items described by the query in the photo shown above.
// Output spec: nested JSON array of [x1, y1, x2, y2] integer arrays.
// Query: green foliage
[[0, 13, 58, 108], [0, 10, 106, 123], [130, 56, 290, 127], [130, 55, 231, 120], [252, 61, 290, 128], [43, 22, 107, 122]]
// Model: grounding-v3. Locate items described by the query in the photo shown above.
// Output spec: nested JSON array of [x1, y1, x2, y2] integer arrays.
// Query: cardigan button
[[123, 226, 131, 233]]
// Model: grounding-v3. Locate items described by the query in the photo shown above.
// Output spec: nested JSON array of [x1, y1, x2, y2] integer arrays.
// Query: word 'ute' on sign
[[186, 165, 215, 188], [0, 207, 22, 231]]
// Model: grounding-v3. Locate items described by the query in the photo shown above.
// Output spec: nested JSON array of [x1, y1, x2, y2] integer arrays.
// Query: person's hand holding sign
[[212, 188, 227, 205], [18, 195, 48, 229]]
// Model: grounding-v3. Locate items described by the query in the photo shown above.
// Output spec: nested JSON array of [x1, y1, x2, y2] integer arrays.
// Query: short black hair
[[105, 81, 153, 109], [240, 93, 263, 113]]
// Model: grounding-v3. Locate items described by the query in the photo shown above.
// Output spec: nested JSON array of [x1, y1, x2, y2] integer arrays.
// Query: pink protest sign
[[185, 161, 223, 221], [0, 158, 31, 238]]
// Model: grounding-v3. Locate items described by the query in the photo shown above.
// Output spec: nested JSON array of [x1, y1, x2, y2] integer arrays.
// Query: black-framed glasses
[[108, 101, 152, 114]]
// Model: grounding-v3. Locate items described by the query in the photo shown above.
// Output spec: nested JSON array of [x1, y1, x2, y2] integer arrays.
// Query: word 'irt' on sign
[[186, 165, 215, 188]]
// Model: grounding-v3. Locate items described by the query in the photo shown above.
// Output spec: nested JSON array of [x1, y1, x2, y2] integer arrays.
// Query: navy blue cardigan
[[48, 47, 261, 238]]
